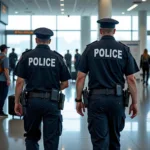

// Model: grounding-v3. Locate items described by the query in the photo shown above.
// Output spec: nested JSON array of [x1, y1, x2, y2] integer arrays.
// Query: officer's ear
[[113, 29, 116, 34], [48, 39, 51, 44], [100, 29, 103, 35], [35, 38, 38, 44]]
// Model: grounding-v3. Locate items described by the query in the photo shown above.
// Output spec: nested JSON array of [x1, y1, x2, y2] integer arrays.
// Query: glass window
[[57, 31, 80, 57], [32, 32, 56, 50], [113, 16, 131, 30], [91, 16, 98, 30], [132, 16, 138, 30], [57, 16, 81, 30], [91, 31, 99, 42], [147, 16, 150, 30], [7, 35, 30, 58], [114, 31, 131, 41], [132, 31, 138, 41], [32, 16, 56, 30], [147, 36, 150, 53], [6, 15, 31, 30]]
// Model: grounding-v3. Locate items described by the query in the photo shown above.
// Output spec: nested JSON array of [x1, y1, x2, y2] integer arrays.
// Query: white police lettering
[[28, 57, 56, 67], [94, 48, 122, 59]]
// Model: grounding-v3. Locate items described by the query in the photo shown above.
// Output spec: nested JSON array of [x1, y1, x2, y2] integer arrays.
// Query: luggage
[[71, 72, 77, 81], [8, 94, 17, 118]]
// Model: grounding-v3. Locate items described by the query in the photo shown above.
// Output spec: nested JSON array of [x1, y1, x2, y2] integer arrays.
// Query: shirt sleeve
[[3, 57, 9, 69], [124, 49, 140, 76], [78, 47, 89, 74], [59, 58, 71, 82], [15, 56, 28, 79]]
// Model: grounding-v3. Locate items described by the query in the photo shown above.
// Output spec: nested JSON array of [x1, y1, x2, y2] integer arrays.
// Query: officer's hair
[[101, 28, 114, 34], [36, 38, 51, 44]]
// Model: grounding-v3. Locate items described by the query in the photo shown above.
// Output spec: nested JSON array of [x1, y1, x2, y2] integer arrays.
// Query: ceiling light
[[127, 4, 138, 11], [61, 12, 64, 15], [15, 11, 18, 14], [60, 4, 64, 6], [142, 0, 146, 2], [122, 12, 125, 15], [60, 0, 64, 1], [61, 9, 64, 11]]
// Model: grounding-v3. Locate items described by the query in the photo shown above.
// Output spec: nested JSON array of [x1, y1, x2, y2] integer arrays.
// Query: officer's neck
[[101, 34, 114, 37], [37, 43, 49, 46]]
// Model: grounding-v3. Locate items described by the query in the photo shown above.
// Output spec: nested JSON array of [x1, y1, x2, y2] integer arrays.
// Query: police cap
[[34, 27, 54, 40], [97, 18, 119, 28]]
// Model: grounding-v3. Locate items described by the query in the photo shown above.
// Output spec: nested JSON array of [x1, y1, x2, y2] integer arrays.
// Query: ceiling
[[1, 0, 150, 16]]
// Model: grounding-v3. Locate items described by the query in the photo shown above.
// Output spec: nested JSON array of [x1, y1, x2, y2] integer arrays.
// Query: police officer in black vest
[[75, 18, 139, 150], [14, 27, 71, 150]]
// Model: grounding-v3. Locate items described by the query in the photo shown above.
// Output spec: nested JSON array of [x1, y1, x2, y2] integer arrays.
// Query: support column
[[98, 0, 112, 20], [138, 10, 147, 54], [81, 16, 91, 52], [98, 0, 112, 39]]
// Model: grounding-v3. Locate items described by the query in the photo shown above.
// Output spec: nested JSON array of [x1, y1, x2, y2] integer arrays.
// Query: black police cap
[[34, 27, 54, 40], [97, 18, 119, 28]]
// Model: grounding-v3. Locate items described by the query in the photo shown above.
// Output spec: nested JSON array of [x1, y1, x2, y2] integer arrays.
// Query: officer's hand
[[14, 103, 23, 116], [129, 104, 138, 119], [76, 102, 85, 116]]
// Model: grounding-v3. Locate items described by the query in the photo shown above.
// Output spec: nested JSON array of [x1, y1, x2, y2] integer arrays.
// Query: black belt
[[90, 89, 116, 95], [28, 92, 51, 99]]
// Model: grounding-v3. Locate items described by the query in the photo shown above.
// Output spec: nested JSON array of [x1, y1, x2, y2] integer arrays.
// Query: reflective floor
[[0, 80, 150, 150]]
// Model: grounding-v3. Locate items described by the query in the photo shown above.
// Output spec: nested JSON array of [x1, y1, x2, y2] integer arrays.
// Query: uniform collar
[[35, 44, 50, 50], [101, 35, 115, 40]]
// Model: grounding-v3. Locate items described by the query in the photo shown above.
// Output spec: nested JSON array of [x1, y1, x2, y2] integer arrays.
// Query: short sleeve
[[78, 47, 89, 74], [124, 49, 139, 76], [15, 57, 28, 79], [3, 57, 9, 69], [59, 59, 71, 82]]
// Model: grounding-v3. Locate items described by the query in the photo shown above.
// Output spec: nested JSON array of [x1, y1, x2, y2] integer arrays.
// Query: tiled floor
[[0, 80, 150, 150]]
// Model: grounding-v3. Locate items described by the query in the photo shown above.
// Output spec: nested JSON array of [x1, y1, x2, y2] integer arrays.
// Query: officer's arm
[[60, 81, 69, 90], [76, 71, 87, 100], [126, 74, 137, 104], [15, 77, 24, 104]]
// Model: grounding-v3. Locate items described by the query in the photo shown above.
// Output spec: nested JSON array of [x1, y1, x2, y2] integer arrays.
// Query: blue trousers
[[24, 98, 62, 150], [88, 94, 125, 150], [0, 81, 9, 113]]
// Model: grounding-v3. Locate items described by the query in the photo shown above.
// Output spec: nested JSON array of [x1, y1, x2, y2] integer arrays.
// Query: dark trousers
[[0, 81, 9, 113], [24, 98, 62, 150], [88, 94, 125, 150], [142, 67, 149, 83]]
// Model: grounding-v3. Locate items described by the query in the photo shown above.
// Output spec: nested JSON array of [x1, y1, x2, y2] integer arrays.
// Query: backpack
[[0, 55, 5, 74]]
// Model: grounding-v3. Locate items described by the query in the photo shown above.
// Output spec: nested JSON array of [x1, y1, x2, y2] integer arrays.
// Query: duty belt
[[90, 89, 117, 95], [28, 92, 51, 99]]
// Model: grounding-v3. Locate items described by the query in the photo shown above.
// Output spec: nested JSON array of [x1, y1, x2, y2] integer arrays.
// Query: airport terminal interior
[[0, 0, 150, 150]]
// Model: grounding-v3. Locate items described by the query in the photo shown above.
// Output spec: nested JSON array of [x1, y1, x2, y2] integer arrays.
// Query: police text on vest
[[28, 57, 56, 67], [94, 48, 122, 59]]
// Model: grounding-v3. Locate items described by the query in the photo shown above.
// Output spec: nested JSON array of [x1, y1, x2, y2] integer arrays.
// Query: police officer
[[64, 50, 72, 72], [14, 27, 71, 150], [75, 18, 139, 150]]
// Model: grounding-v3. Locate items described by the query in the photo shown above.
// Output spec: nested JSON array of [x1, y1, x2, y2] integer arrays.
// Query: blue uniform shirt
[[78, 35, 139, 90], [16, 45, 71, 91]]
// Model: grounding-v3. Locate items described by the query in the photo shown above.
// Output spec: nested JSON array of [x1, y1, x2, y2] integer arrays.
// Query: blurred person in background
[[140, 48, 150, 85], [9, 48, 18, 81]]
